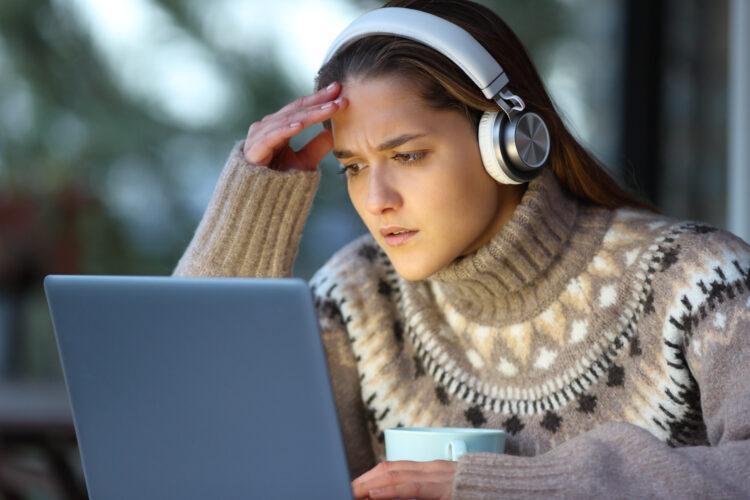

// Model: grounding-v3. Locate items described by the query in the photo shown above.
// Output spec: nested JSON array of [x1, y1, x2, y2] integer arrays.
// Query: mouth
[[381, 229, 419, 247]]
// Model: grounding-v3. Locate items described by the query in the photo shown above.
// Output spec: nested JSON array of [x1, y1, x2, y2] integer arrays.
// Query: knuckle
[[279, 102, 294, 114], [385, 470, 401, 482], [307, 102, 327, 113], [279, 120, 293, 132]]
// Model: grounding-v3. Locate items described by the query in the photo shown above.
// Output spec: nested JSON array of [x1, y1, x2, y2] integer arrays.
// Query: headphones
[[321, 7, 551, 185]]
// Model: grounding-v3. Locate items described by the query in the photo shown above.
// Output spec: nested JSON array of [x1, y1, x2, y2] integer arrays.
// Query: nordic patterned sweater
[[173, 140, 750, 499]]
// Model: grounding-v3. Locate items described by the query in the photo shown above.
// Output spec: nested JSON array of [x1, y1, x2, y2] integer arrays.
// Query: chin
[[394, 268, 426, 282], [389, 256, 442, 282], [375, 239, 454, 282]]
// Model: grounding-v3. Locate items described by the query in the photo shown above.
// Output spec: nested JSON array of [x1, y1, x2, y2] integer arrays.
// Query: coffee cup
[[384, 427, 506, 462]]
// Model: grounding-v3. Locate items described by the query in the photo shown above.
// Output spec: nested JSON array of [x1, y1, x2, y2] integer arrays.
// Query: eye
[[336, 163, 362, 176], [392, 151, 427, 163], [336, 151, 428, 178]]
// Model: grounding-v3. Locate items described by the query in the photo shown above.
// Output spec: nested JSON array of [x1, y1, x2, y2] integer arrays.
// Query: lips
[[380, 226, 417, 237], [380, 226, 419, 247]]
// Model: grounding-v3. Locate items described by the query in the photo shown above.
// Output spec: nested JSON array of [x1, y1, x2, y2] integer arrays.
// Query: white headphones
[[321, 7, 551, 185]]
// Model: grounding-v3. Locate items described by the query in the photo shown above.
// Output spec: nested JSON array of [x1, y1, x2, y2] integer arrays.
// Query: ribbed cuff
[[452, 451, 580, 499], [450, 422, 684, 499], [172, 140, 320, 278]]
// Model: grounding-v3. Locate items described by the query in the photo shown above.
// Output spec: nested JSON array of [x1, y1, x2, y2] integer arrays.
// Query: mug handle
[[446, 440, 467, 461]]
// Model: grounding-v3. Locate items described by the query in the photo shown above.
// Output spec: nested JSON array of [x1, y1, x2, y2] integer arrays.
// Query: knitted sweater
[[173, 140, 750, 499]]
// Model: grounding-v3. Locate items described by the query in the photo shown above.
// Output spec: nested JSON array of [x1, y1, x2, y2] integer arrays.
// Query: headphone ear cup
[[503, 111, 551, 173], [478, 111, 522, 185]]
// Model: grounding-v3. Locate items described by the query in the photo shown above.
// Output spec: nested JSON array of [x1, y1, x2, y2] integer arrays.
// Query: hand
[[242, 81, 348, 172], [351, 460, 457, 499]]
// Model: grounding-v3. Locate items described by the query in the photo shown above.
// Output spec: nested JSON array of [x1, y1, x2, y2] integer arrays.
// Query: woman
[[173, 0, 750, 498]]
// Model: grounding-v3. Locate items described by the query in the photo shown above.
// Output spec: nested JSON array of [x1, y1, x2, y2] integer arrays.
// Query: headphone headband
[[322, 7, 509, 100], [321, 6, 551, 185]]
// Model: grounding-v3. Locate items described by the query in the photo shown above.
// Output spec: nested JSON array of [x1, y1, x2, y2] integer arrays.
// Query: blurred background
[[0, 0, 747, 498]]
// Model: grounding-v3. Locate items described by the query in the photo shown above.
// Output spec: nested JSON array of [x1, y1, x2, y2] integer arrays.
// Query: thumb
[[297, 128, 334, 170]]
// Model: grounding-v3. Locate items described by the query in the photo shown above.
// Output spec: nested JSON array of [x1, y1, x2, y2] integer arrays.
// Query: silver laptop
[[43, 275, 353, 500]]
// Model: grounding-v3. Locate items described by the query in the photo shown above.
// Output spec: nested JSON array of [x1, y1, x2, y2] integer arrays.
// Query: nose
[[365, 165, 402, 215]]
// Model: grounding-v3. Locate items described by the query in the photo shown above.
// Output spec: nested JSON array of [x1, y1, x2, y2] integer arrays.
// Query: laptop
[[43, 275, 353, 500]]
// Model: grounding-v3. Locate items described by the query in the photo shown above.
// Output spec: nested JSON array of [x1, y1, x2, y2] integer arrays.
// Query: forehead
[[331, 75, 434, 137]]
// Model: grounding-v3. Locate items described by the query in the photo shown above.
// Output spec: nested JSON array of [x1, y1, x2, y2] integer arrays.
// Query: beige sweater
[[174, 140, 750, 499]]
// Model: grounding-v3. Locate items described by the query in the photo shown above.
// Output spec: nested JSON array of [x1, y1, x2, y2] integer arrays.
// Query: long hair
[[315, 0, 655, 211]]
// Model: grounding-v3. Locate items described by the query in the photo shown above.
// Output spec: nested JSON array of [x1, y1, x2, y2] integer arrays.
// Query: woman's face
[[330, 75, 524, 281]]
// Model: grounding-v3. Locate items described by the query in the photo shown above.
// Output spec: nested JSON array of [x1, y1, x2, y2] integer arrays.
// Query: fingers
[[244, 95, 347, 167], [353, 460, 453, 488], [352, 471, 440, 499], [368, 481, 447, 499], [262, 81, 344, 131], [243, 121, 303, 166], [351, 461, 456, 499], [278, 81, 342, 115], [275, 98, 344, 133]]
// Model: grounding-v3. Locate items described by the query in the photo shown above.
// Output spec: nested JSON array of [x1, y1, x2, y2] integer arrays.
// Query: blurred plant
[[0, 0, 304, 276], [0, 0, 578, 380]]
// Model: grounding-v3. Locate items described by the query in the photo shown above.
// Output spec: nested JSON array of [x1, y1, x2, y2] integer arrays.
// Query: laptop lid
[[43, 275, 353, 500]]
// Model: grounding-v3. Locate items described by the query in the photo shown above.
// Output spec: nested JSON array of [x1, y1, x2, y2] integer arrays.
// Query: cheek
[[431, 161, 497, 219], [346, 181, 379, 234], [346, 180, 373, 225]]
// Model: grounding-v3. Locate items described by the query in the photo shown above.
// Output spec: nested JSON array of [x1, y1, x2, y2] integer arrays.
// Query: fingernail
[[289, 121, 301, 128], [326, 82, 338, 91], [320, 102, 334, 110]]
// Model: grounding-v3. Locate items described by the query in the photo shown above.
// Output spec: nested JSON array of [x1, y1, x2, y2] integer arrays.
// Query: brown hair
[[315, 0, 655, 211]]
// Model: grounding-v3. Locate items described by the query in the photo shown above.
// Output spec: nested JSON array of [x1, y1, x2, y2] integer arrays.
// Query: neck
[[426, 169, 613, 325]]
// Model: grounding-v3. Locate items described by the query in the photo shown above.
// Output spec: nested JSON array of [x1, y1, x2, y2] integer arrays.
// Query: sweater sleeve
[[172, 139, 320, 278], [451, 242, 750, 499]]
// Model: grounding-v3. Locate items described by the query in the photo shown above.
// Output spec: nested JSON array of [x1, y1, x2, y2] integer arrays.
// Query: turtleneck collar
[[425, 168, 613, 325]]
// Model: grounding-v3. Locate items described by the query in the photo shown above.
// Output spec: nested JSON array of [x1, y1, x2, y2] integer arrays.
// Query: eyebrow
[[332, 133, 428, 159]]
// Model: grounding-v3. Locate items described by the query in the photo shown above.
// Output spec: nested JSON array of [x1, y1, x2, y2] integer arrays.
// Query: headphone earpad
[[478, 111, 523, 185]]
